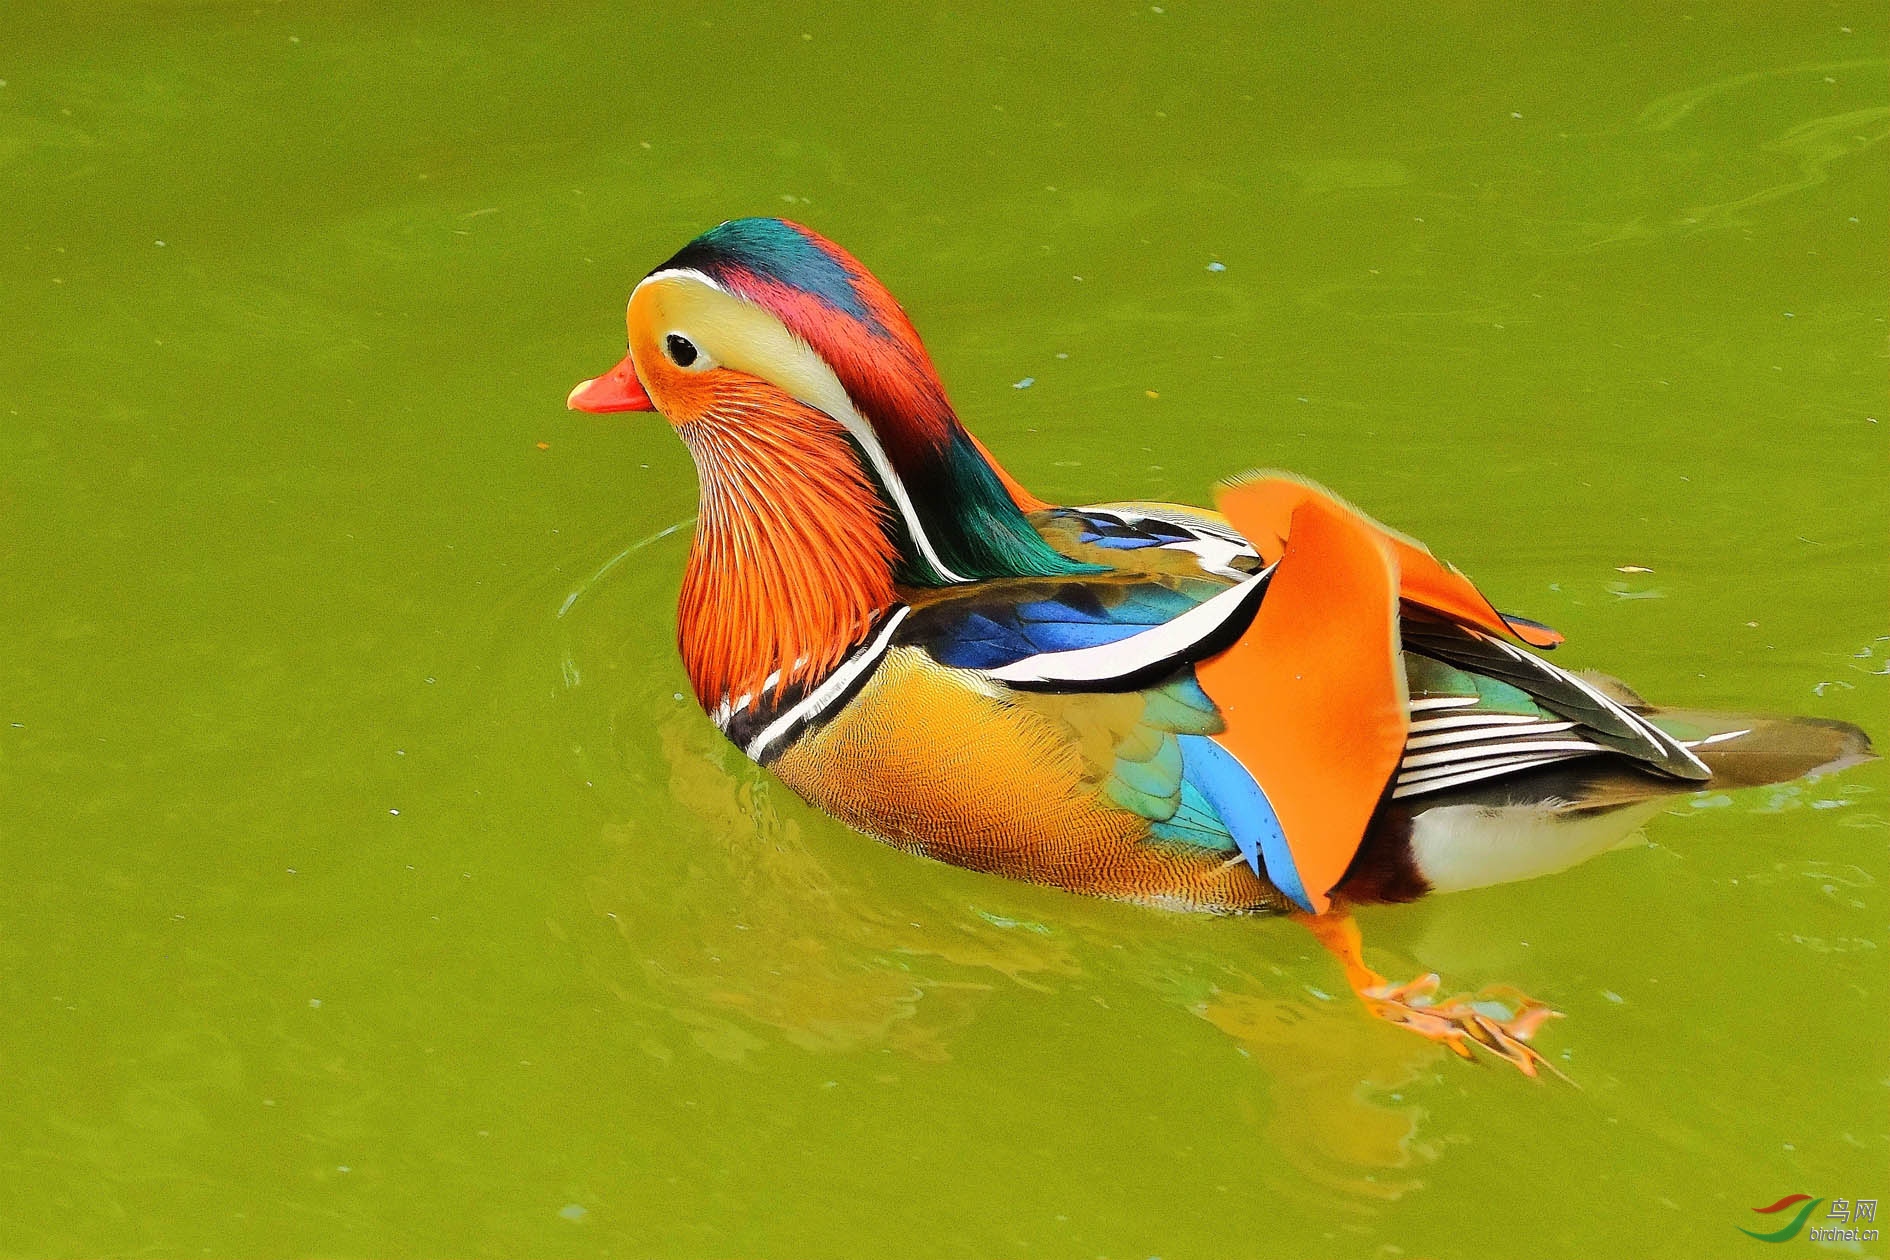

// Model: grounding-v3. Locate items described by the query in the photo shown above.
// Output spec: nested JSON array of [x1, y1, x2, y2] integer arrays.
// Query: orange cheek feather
[[665, 375, 902, 711], [626, 332, 721, 427]]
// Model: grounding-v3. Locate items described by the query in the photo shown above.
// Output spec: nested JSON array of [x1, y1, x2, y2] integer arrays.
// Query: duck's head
[[569, 217, 1086, 587]]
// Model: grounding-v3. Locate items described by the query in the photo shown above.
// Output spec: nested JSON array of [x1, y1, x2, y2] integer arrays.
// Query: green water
[[3, 2, 1885, 1256]]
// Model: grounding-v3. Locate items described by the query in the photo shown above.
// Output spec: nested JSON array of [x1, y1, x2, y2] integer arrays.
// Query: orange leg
[[1297, 910, 1565, 1080]]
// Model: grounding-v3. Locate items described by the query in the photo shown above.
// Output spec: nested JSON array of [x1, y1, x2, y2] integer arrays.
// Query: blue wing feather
[[906, 580, 1217, 671], [897, 575, 1308, 893], [1174, 734, 1309, 911], [1057, 508, 1194, 550]]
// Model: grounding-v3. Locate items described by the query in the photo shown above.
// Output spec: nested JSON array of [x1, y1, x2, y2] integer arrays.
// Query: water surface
[[1, 2, 1885, 1256]]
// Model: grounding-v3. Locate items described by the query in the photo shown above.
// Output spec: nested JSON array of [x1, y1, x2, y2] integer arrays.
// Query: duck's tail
[[1342, 680, 1874, 902], [1572, 669, 1875, 790], [1641, 706, 1875, 789]]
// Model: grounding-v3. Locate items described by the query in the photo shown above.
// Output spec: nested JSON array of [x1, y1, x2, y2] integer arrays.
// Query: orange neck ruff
[[676, 384, 901, 712]]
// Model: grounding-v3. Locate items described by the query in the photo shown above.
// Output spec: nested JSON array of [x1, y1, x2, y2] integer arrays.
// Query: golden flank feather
[[771, 648, 1290, 915]]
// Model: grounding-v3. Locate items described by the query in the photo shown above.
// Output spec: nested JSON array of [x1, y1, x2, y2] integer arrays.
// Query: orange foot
[[1298, 910, 1566, 1079]]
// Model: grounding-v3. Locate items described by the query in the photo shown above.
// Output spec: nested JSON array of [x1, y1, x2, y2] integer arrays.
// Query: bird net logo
[[1738, 1195, 1878, 1244]]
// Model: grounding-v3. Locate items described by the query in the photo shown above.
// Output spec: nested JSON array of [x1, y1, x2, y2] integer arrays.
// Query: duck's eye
[[665, 334, 699, 367]]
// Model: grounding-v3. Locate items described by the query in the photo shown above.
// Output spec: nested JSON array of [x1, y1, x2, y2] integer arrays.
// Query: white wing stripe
[[1396, 749, 1584, 787], [980, 566, 1273, 686], [1392, 754, 1576, 799], [1093, 505, 1250, 546], [1400, 738, 1609, 772], [1408, 712, 1558, 734], [1685, 728, 1752, 747], [1475, 630, 1709, 776], [1404, 720, 1576, 750]]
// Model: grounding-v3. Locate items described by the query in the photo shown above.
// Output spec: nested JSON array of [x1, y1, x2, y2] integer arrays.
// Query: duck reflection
[[585, 704, 1450, 1198]]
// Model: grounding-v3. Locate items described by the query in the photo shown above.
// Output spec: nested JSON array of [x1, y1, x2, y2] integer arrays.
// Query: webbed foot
[[1299, 910, 1566, 1079]]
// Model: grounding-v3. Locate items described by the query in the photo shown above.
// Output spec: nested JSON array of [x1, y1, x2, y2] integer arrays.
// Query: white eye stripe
[[636, 267, 727, 296], [631, 266, 969, 584]]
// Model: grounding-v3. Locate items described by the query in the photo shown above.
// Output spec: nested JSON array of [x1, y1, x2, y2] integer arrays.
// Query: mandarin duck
[[568, 217, 1872, 1075]]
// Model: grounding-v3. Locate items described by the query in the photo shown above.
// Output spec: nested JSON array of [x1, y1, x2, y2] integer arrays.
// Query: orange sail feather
[[1196, 491, 1408, 915], [1217, 473, 1564, 648]]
